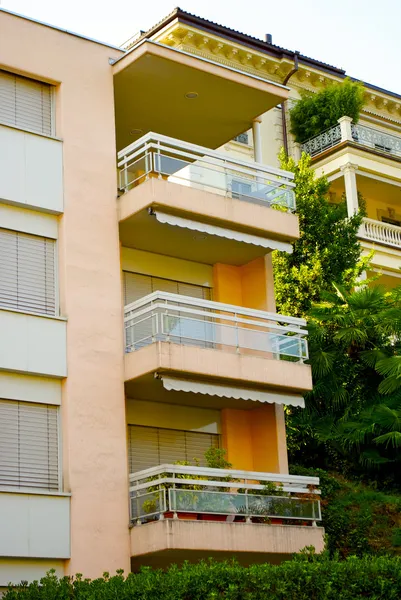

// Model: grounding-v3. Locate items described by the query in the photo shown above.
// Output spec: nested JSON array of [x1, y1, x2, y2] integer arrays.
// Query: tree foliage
[[292, 467, 401, 558], [272, 151, 364, 318], [289, 284, 401, 484], [290, 78, 365, 143], [5, 555, 401, 600]]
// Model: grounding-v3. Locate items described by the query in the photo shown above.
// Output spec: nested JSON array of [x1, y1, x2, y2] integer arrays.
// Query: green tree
[[290, 78, 365, 143], [289, 284, 401, 484], [272, 150, 365, 318]]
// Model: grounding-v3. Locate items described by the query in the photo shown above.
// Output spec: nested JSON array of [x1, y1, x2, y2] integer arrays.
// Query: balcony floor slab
[[130, 520, 325, 569], [124, 342, 312, 403], [119, 178, 299, 266]]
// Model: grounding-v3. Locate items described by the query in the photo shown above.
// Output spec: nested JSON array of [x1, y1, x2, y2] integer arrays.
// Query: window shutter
[[0, 69, 52, 136], [0, 400, 59, 490], [128, 424, 219, 473], [0, 228, 56, 316]]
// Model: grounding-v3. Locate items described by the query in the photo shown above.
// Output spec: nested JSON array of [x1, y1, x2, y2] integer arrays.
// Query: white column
[[338, 116, 353, 143], [252, 117, 263, 163], [340, 162, 359, 216]]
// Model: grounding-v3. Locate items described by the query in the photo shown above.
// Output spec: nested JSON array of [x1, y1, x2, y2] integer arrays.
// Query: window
[[234, 132, 249, 145], [0, 400, 59, 490], [0, 228, 56, 316], [128, 424, 219, 473], [0, 69, 53, 136], [381, 217, 401, 227]]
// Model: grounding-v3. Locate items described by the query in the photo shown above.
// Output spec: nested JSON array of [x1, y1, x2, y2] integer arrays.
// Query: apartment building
[[3, 6, 382, 586]]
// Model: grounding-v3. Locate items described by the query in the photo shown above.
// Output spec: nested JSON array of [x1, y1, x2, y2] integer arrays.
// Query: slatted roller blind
[[0, 228, 56, 316], [128, 425, 219, 473], [0, 69, 53, 135], [123, 272, 211, 305], [0, 400, 59, 490]]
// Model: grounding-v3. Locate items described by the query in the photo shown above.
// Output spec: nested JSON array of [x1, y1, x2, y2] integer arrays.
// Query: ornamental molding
[[153, 23, 294, 84], [152, 21, 401, 125]]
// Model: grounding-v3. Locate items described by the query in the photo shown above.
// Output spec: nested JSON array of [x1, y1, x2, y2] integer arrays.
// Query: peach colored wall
[[241, 257, 267, 310], [213, 257, 268, 310], [0, 12, 129, 577], [221, 405, 288, 473], [221, 408, 253, 470], [214, 259, 288, 474]]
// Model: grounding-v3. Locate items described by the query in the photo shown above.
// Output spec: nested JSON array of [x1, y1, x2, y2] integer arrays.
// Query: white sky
[[2, 0, 400, 95]]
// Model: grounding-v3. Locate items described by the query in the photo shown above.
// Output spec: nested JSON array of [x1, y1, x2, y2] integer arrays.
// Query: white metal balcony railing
[[301, 120, 401, 159], [117, 132, 296, 212], [129, 464, 321, 525], [360, 217, 401, 248], [124, 292, 308, 362]]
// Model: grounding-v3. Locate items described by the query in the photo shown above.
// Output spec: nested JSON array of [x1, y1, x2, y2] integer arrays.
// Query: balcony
[[129, 464, 324, 568], [302, 118, 401, 162], [112, 39, 289, 151], [124, 292, 312, 406], [360, 217, 401, 249], [118, 133, 299, 265]]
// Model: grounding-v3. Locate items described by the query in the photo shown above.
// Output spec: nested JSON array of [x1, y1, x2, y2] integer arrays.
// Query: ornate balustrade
[[360, 217, 401, 248]]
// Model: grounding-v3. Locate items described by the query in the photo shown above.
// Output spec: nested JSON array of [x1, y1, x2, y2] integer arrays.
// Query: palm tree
[[288, 283, 401, 479]]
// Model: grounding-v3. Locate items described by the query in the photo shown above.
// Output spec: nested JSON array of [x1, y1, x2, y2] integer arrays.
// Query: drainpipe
[[281, 51, 299, 156]]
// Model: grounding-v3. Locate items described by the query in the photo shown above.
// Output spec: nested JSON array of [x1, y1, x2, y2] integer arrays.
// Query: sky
[[1, 0, 401, 95]]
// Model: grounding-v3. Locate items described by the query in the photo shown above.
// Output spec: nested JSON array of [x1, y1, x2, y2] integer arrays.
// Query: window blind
[[0, 228, 56, 316], [123, 271, 211, 305], [0, 400, 59, 490], [128, 424, 219, 473], [0, 69, 53, 136]]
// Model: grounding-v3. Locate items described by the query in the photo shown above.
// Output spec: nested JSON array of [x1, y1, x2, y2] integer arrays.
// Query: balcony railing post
[[245, 489, 251, 523], [338, 116, 353, 143], [235, 313, 240, 353], [145, 148, 152, 181], [298, 336, 304, 364]]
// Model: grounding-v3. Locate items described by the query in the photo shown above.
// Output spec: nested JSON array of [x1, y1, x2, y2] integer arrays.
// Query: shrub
[[5, 555, 401, 600], [291, 466, 401, 558], [290, 78, 365, 143]]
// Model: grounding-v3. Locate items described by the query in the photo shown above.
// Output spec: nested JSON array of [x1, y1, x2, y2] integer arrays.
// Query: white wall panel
[[0, 310, 66, 377], [0, 493, 70, 559], [0, 373, 61, 405], [0, 125, 63, 213], [0, 559, 65, 586], [0, 204, 58, 239]]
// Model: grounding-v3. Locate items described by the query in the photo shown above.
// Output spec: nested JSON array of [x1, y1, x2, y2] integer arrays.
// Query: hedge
[[4, 552, 401, 600]]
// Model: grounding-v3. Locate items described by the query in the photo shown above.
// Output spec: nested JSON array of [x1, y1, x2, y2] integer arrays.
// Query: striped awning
[[152, 211, 292, 253], [161, 376, 304, 408]]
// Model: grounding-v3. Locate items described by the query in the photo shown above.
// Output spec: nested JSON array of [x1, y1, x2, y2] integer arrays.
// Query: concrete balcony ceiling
[[112, 40, 289, 152]]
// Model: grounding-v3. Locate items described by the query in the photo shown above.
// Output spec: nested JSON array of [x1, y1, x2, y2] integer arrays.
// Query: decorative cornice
[[151, 21, 401, 126]]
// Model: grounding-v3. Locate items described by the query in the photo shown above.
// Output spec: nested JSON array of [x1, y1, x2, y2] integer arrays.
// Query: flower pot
[[178, 512, 198, 520], [199, 514, 228, 522]]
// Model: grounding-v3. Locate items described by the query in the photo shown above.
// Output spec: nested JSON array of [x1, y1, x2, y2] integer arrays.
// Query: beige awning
[[161, 376, 304, 408], [153, 211, 293, 253]]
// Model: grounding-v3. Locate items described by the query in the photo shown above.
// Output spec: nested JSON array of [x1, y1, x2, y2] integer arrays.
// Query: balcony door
[[124, 272, 213, 349]]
